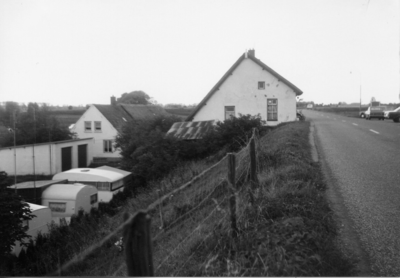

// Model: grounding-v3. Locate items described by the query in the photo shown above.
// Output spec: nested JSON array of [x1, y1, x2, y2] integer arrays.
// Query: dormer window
[[258, 82, 265, 90]]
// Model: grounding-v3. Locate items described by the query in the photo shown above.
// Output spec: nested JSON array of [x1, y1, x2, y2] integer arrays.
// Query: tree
[[0, 171, 35, 259], [117, 91, 151, 105], [0, 103, 74, 148]]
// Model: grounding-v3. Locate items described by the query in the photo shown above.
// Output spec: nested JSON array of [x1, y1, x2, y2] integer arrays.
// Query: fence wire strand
[[51, 129, 259, 276], [155, 195, 229, 273]]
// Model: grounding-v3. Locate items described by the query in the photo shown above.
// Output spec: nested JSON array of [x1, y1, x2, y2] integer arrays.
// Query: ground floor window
[[104, 140, 113, 153], [267, 99, 278, 121], [225, 106, 235, 120]]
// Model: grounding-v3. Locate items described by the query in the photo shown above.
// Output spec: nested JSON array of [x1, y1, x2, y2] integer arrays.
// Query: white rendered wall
[[71, 105, 121, 158], [192, 59, 297, 126], [0, 138, 93, 176]]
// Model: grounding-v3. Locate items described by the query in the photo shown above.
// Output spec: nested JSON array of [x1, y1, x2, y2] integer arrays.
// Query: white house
[[41, 183, 98, 225], [0, 138, 94, 175], [52, 166, 131, 203], [12, 203, 52, 257], [71, 98, 170, 162], [186, 49, 303, 126]]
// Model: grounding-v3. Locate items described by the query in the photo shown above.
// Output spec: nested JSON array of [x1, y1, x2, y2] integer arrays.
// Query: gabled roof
[[93, 104, 131, 131], [119, 104, 170, 120], [93, 104, 171, 131], [186, 50, 303, 121], [166, 120, 215, 140]]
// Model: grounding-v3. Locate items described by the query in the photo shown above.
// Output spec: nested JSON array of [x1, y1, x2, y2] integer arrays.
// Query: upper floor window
[[84, 121, 92, 132], [94, 121, 102, 132], [258, 81, 265, 89], [267, 99, 278, 121], [225, 106, 235, 120]]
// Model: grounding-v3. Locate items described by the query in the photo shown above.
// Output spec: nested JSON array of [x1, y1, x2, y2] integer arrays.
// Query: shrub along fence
[[51, 128, 261, 276]]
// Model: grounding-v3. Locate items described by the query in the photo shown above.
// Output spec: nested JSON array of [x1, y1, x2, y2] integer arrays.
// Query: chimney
[[111, 96, 116, 105], [248, 49, 255, 57]]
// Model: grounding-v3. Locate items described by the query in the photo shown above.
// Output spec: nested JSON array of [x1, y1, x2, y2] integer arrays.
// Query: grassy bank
[[190, 121, 355, 276], [2, 121, 355, 276]]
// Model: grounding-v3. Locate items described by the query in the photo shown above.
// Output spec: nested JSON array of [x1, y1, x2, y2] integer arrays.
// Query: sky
[[0, 0, 398, 107]]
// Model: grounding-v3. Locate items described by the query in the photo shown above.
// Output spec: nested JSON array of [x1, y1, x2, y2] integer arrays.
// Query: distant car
[[364, 106, 385, 120], [384, 107, 400, 122]]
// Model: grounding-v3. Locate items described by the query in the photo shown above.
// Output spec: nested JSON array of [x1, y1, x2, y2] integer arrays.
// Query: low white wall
[[0, 138, 94, 176]]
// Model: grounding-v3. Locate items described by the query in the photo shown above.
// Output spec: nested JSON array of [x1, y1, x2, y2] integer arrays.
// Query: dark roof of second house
[[93, 104, 171, 131], [93, 104, 131, 130], [186, 50, 303, 121]]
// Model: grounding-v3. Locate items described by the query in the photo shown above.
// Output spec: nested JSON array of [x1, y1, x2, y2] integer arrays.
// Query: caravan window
[[49, 202, 66, 213], [90, 193, 98, 204], [111, 180, 124, 191], [97, 182, 110, 191]]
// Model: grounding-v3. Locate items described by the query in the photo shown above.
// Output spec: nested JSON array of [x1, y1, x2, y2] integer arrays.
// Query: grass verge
[[190, 121, 355, 276]]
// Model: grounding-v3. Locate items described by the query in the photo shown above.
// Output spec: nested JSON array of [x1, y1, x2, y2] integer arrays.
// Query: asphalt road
[[303, 109, 400, 276]]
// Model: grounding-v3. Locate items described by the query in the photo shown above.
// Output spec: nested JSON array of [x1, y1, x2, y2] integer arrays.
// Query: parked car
[[364, 106, 385, 120], [384, 107, 400, 122]]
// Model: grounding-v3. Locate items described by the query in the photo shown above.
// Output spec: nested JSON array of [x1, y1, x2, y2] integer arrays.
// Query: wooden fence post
[[227, 153, 238, 238], [249, 137, 258, 189], [124, 211, 154, 276], [157, 190, 164, 229]]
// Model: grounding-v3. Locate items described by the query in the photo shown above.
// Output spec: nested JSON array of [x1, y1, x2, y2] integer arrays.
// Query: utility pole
[[33, 107, 37, 203], [13, 110, 17, 194]]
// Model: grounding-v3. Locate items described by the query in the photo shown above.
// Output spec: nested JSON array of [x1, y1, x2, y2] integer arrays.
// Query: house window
[[84, 121, 92, 132], [49, 202, 66, 213], [104, 140, 113, 153], [258, 81, 265, 89], [267, 99, 278, 121], [94, 121, 102, 132], [225, 106, 235, 120], [90, 193, 98, 204]]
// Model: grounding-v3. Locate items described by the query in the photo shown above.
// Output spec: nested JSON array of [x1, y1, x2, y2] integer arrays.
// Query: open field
[[1, 121, 354, 276], [312, 107, 364, 118]]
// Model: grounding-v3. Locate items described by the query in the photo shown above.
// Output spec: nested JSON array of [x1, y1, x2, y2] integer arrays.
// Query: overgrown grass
[[186, 121, 355, 276], [2, 121, 355, 276]]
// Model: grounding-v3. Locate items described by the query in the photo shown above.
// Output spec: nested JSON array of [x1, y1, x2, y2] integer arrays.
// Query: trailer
[[41, 183, 98, 225], [52, 167, 131, 203], [12, 203, 52, 257]]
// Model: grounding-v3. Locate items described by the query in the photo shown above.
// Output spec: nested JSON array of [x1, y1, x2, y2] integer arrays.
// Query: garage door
[[61, 147, 72, 171], [78, 144, 87, 168]]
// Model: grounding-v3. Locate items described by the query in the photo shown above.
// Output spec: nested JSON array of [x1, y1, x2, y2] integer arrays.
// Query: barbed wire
[[50, 130, 259, 276], [155, 194, 229, 273]]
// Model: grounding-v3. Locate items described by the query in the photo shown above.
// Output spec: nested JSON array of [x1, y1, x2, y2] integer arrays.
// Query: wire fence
[[50, 128, 260, 276]]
